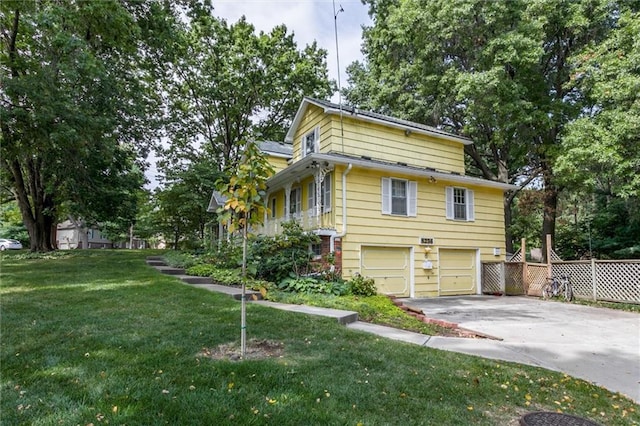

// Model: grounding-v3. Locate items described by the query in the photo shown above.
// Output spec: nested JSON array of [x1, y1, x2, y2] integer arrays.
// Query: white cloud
[[213, 0, 371, 101]]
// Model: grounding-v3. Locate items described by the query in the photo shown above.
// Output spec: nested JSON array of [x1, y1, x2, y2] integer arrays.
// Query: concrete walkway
[[400, 295, 640, 404], [147, 259, 639, 403]]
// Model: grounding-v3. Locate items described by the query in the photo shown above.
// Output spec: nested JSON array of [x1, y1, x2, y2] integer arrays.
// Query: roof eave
[[267, 153, 518, 192]]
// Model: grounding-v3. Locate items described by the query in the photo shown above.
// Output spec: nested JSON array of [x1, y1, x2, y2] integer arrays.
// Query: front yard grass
[[1, 250, 638, 425]]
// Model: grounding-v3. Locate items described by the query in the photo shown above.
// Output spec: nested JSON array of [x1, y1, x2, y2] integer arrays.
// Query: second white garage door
[[361, 246, 411, 297], [439, 249, 477, 295]]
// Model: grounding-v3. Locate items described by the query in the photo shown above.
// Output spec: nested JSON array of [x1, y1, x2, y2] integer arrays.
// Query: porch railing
[[258, 209, 334, 236]]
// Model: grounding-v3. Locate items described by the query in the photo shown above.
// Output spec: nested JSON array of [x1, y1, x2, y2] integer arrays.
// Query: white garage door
[[439, 249, 477, 295], [361, 246, 411, 297]]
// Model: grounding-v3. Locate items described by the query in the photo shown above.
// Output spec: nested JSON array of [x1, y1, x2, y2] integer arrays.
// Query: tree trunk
[[541, 176, 559, 262], [504, 194, 514, 254], [9, 159, 56, 252]]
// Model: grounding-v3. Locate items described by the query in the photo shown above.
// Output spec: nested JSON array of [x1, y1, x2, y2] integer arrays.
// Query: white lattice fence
[[552, 262, 592, 299], [527, 264, 548, 296], [552, 260, 640, 304], [482, 260, 639, 303], [482, 262, 503, 294]]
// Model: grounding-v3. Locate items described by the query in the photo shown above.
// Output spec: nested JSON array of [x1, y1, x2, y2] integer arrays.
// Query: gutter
[[330, 163, 353, 253]]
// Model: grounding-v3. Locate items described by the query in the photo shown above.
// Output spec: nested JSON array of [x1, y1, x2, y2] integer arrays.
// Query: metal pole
[[241, 214, 248, 358]]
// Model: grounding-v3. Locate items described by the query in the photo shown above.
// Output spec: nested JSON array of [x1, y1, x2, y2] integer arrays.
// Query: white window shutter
[[466, 189, 475, 221], [323, 174, 332, 212], [445, 187, 454, 219], [307, 182, 315, 215], [301, 136, 306, 158], [381, 178, 391, 214], [408, 181, 417, 217], [314, 126, 320, 153]]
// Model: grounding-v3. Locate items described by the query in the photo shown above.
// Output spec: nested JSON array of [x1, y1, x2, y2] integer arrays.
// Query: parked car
[[0, 239, 23, 250]]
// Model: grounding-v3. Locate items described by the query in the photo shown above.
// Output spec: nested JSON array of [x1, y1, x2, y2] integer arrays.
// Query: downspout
[[330, 163, 352, 252]]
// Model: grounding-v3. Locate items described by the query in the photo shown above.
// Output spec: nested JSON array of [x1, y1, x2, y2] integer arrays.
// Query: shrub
[[186, 264, 273, 291], [185, 264, 218, 277], [348, 274, 377, 297], [251, 221, 320, 283], [205, 239, 243, 268], [277, 274, 349, 296], [162, 251, 201, 268]]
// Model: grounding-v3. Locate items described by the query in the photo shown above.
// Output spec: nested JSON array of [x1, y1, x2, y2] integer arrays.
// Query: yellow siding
[[291, 105, 465, 175], [268, 155, 289, 174], [291, 105, 330, 161], [339, 167, 506, 297], [328, 115, 465, 174]]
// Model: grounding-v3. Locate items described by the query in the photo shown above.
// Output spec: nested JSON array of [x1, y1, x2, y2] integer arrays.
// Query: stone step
[[179, 276, 213, 285], [146, 256, 164, 261], [157, 266, 186, 275], [146, 260, 166, 266]]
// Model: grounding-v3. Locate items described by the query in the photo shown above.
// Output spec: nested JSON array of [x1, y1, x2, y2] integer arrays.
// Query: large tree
[[0, 0, 158, 251], [557, 11, 640, 199], [153, 2, 334, 174], [345, 0, 627, 254]]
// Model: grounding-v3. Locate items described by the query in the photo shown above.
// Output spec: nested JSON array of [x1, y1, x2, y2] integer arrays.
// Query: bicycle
[[542, 273, 573, 301]]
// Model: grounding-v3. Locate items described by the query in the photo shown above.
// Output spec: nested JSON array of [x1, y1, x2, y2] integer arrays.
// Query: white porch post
[[284, 183, 292, 221]]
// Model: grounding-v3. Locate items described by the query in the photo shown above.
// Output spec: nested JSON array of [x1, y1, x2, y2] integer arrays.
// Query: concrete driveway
[[400, 295, 640, 403]]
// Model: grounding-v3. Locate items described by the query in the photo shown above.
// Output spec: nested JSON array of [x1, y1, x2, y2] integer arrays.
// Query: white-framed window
[[290, 187, 301, 217], [445, 186, 475, 221], [302, 127, 319, 157], [310, 242, 322, 258], [307, 173, 332, 215], [381, 177, 417, 217], [270, 197, 277, 218]]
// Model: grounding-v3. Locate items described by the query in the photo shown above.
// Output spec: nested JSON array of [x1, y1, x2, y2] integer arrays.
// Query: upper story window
[[381, 177, 417, 217], [290, 187, 302, 216], [445, 187, 475, 221], [302, 127, 319, 157], [307, 173, 332, 215]]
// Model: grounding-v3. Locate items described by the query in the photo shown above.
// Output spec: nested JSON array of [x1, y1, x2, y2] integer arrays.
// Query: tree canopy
[[1, 0, 157, 251], [154, 2, 334, 174], [345, 0, 638, 254]]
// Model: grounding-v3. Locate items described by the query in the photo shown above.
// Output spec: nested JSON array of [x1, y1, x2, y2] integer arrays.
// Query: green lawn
[[1, 251, 637, 425]]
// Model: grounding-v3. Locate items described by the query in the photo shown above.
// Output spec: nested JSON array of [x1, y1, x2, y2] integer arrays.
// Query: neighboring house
[[212, 97, 516, 297], [57, 220, 113, 249], [57, 220, 153, 249]]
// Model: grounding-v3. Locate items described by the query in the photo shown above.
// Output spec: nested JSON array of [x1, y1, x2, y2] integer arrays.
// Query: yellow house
[[255, 98, 515, 297]]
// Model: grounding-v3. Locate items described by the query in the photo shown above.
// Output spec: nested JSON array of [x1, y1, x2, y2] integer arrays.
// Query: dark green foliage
[[555, 195, 640, 260], [0, 201, 28, 245], [277, 275, 349, 296], [161, 251, 200, 268], [207, 240, 243, 269], [185, 264, 273, 290], [251, 221, 320, 283], [348, 274, 378, 297], [1, 1, 157, 251]]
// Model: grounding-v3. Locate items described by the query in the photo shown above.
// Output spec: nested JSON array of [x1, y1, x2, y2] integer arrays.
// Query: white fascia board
[[264, 151, 292, 159], [266, 153, 518, 192], [285, 99, 316, 143]]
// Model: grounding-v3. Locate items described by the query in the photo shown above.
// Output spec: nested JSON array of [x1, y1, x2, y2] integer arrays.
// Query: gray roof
[[259, 140, 292, 157], [207, 190, 228, 213]]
